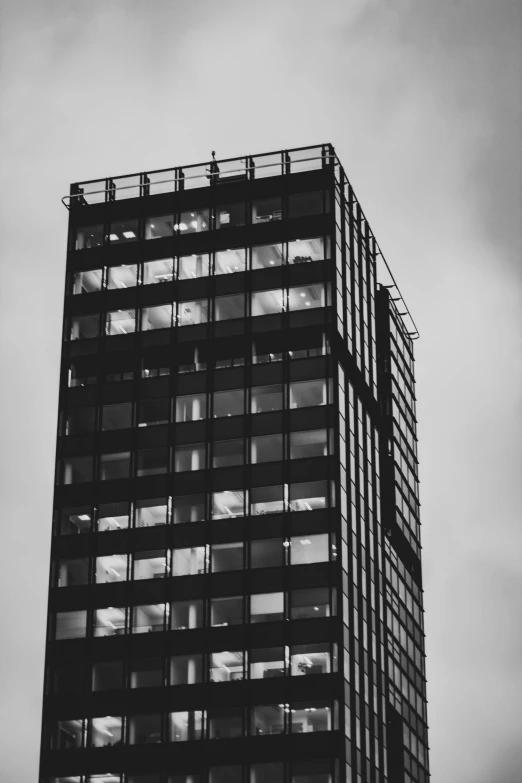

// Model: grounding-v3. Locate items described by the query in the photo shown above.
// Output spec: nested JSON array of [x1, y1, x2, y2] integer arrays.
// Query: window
[[132, 603, 165, 633], [291, 643, 331, 676], [211, 596, 243, 626], [251, 762, 284, 783], [101, 402, 132, 430], [107, 264, 138, 290], [65, 407, 96, 435], [94, 607, 126, 637], [251, 434, 283, 463], [70, 313, 99, 340], [177, 299, 209, 325], [290, 429, 330, 459], [55, 610, 87, 640], [109, 218, 139, 243], [251, 242, 283, 270], [71, 268, 103, 294], [92, 661, 124, 691], [210, 650, 244, 682], [106, 310, 136, 335], [145, 214, 174, 239], [211, 542, 243, 572], [289, 191, 328, 218], [215, 248, 246, 275], [213, 389, 244, 418], [52, 719, 84, 749], [291, 702, 332, 733], [138, 398, 169, 427], [213, 439, 244, 467], [61, 456, 93, 484], [176, 393, 206, 422], [288, 283, 325, 310], [252, 197, 282, 224], [137, 447, 169, 476], [251, 538, 284, 569], [215, 293, 244, 320], [251, 384, 283, 413], [169, 711, 203, 741], [177, 208, 209, 233], [212, 490, 244, 519], [171, 599, 204, 630], [134, 550, 167, 580], [175, 443, 205, 472], [130, 658, 163, 688], [291, 587, 331, 619], [143, 257, 174, 284], [252, 289, 284, 316], [250, 592, 284, 623], [75, 224, 103, 250], [51, 662, 86, 694], [100, 451, 130, 480], [98, 501, 129, 531], [91, 716, 122, 747], [290, 480, 329, 511], [210, 768, 241, 783], [142, 304, 173, 330], [129, 713, 162, 744], [170, 654, 203, 685], [289, 378, 328, 408], [68, 358, 97, 387], [288, 237, 325, 264], [216, 203, 245, 229], [208, 707, 243, 739], [251, 704, 286, 735], [172, 546, 205, 576], [95, 553, 128, 583], [136, 499, 168, 527], [250, 647, 285, 679], [179, 253, 210, 279], [58, 506, 92, 535], [173, 493, 205, 524], [290, 534, 329, 565], [251, 485, 284, 515]]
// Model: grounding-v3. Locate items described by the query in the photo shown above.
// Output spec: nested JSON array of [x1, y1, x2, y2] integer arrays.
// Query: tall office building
[[40, 145, 429, 783]]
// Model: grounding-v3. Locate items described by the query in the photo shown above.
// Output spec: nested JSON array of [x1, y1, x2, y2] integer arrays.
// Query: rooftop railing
[[62, 144, 335, 209]]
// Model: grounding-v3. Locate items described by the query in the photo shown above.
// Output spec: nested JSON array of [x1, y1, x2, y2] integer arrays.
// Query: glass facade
[[41, 145, 429, 783]]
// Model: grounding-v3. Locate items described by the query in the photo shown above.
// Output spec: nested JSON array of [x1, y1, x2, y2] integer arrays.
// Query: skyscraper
[[40, 144, 429, 783]]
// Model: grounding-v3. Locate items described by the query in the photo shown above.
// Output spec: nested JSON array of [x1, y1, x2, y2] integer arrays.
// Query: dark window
[[92, 660, 124, 691]]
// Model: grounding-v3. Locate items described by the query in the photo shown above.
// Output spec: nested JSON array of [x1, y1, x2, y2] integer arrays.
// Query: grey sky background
[[0, 1, 521, 781]]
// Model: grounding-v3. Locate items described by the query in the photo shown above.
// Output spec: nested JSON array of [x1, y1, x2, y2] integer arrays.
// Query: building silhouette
[[40, 144, 429, 783]]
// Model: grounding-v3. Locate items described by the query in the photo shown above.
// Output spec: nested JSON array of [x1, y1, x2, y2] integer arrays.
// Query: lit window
[[215, 248, 246, 275], [289, 534, 329, 565], [250, 593, 284, 623], [132, 603, 166, 634], [106, 310, 136, 335], [251, 485, 284, 515], [212, 490, 244, 519], [177, 299, 208, 326], [141, 304, 172, 330], [109, 219, 139, 243], [252, 197, 282, 224], [93, 607, 126, 637], [95, 553, 128, 583], [250, 647, 285, 679], [143, 257, 174, 284], [252, 289, 284, 316], [98, 501, 129, 532], [210, 651, 244, 682], [90, 716, 122, 747], [107, 264, 138, 289], [71, 268, 103, 294], [288, 283, 325, 310], [287, 237, 325, 264], [145, 214, 174, 239], [177, 209, 209, 233], [169, 711, 203, 741], [179, 253, 210, 279], [251, 242, 283, 270]]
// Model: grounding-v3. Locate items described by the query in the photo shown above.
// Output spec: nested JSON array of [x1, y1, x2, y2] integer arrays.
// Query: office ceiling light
[[78, 514, 91, 521], [109, 233, 119, 241], [123, 231, 135, 239], [178, 222, 188, 231]]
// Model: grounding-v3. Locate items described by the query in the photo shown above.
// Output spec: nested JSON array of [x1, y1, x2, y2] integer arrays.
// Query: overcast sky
[[0, 1, 521, 781]]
